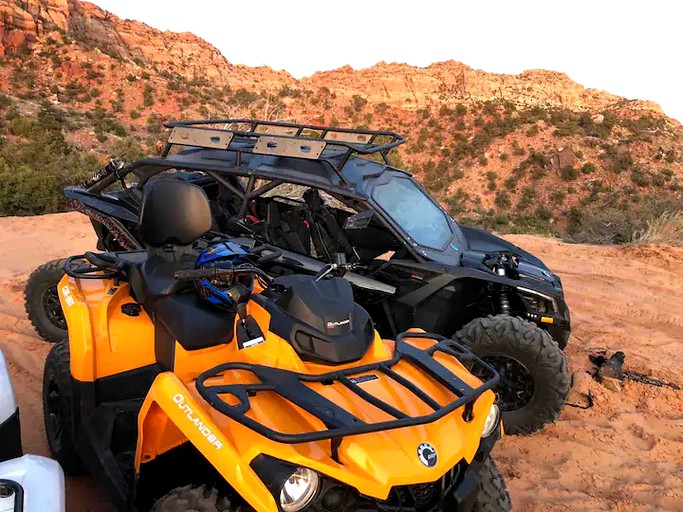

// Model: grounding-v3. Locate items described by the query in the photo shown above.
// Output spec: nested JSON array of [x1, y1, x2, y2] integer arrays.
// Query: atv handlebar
[[174, 266, 273, 286]]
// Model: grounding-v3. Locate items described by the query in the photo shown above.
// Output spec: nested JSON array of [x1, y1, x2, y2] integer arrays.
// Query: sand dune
[[0, 213, 681, 511]]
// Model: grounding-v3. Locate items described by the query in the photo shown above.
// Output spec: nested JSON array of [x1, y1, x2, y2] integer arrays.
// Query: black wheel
[[151, 485, 235, 512], [24, 259, 67, 342], [472, 456, 512, 512], [455, 315, 570, 435], [43, 341, 85, 475]]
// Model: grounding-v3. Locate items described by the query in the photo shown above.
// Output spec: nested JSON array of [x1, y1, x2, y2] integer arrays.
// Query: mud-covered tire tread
[[151, 485, 235, 512], [42, 341, 86, 475], [455, 314, 570, 435], [472, 456, 512, 512], [24, 258, 67, 342]]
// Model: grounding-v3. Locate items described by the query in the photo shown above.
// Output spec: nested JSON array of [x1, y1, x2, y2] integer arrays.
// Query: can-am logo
[[173, 394, 223, 450], [326, 319, 350, 329], [61, 285, 75, 307], [417, 443, 438, 467]]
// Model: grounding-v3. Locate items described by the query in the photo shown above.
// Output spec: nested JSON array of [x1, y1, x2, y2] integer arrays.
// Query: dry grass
[[631, 211, 683, 245]]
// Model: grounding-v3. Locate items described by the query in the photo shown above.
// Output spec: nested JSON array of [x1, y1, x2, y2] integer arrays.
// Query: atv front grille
[[376, 465, 462, 512]]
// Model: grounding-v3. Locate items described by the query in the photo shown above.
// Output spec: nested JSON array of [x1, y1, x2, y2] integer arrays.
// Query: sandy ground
[[0, 212, 681, 512]]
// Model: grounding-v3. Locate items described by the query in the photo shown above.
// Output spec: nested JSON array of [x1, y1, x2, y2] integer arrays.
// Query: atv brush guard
[[196, 332, 499, 444]]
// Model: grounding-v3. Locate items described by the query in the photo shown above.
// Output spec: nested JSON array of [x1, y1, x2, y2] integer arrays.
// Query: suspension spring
[[499, 292, 511, 315]]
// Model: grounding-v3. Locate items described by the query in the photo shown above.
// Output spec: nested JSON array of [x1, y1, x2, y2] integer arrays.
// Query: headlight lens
[[279, 467, 320, 512], [482, 404, 500, 438]]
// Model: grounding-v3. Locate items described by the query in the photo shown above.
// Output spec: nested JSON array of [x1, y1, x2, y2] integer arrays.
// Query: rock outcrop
[[0, 0, 668, 117], [1, 0, 69, 55]]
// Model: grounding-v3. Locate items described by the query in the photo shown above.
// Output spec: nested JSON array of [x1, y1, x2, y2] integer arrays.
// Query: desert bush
[[503, 177, 518, 190], [526, 124, 540, 137], [567, 195, 682, 245], [351, 95, 368, 113], [0, 107, 100, 215], [631, 168, 650, 187], [561, 165, 578, 181], [581, 162, 596, 174], [511, 140, 525, 156], [550, 191, 565, 205], [143, 84, 154, 107], [495, 190, 511, 208], [632, 212, 683, 245]]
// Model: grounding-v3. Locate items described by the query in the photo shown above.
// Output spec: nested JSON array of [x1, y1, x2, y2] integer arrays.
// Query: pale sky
[[90, 0, 683, 122]]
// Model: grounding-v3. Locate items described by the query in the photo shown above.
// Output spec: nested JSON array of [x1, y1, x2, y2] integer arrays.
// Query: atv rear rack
[[162, 119, 406, 184], [195, 333, 499, 445]]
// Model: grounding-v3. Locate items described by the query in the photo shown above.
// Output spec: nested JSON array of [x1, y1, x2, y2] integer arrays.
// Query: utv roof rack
[[196, 333, 499, 452], [162, 119, 406, 184]]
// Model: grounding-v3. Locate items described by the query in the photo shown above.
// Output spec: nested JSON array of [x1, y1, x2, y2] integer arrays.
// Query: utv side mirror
[[343, 210, 374, 231]]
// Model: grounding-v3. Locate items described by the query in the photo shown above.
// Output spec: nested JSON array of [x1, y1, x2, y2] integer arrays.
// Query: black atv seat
[[131, 179, 236, 359], [149, 292, 235, 352], [123, 254, 235, 353]]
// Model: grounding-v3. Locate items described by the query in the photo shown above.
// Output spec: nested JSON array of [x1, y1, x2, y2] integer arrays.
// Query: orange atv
[[43, 179, 511, 511]]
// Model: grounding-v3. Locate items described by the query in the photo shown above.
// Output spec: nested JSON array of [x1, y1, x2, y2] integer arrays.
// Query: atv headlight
[[481, 404, 500, 438], [279, 467, 320, 512]]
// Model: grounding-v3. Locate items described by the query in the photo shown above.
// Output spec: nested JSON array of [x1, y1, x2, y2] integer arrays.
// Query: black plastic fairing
[[264, 276, 374, 364]]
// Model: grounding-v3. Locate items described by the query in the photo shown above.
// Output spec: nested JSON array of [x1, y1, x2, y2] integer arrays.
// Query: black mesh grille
[[377, 464, 462, 512]]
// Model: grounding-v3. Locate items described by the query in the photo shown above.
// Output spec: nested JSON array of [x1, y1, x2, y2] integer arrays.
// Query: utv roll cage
[[162, 118, 406, 182], [77, 118, 425, 259], [196, 333, 498, 453]]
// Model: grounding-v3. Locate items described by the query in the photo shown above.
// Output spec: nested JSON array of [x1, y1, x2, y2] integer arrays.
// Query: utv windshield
[[372, 177, 453, 249]]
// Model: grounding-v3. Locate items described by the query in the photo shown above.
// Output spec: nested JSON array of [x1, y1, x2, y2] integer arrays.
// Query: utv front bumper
[[0, 456, 65, 512], [327, 425, 502, 512]]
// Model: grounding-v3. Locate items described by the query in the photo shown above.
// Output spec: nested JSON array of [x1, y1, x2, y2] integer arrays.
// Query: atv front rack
[[195, 333, 499, 445], [162, 119, 406, 183]]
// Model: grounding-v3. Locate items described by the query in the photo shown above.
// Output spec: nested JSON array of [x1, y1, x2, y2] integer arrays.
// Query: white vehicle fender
[[0, 455, 66, 512], [0, 350, 17, 426]]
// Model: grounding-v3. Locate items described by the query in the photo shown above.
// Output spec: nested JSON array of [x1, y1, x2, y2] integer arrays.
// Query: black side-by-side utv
[[25, 119, 570, 434]]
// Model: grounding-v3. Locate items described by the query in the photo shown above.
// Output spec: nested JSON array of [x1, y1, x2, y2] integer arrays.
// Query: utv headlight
[[279, 467, 320, 512], [482, 404, 500, 438]]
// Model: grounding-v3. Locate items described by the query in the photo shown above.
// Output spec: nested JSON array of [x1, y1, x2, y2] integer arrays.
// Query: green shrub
[[550, 190, 566, 205], [511, 140, 525, 156], [526, 124, 540, 137], [143, 84, 154, 107], [351, 95, 368, 112], [0, 166, 61, 214], [504, 177, 518, 190], [110, 137, 145, 163], [0, 107, 100, 215], [517, 187, 536, 210], [495, 190, 511, 208], [581, 162, 596, 174], [561, 165, 578, 181], [631, 168, 650, 187]]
